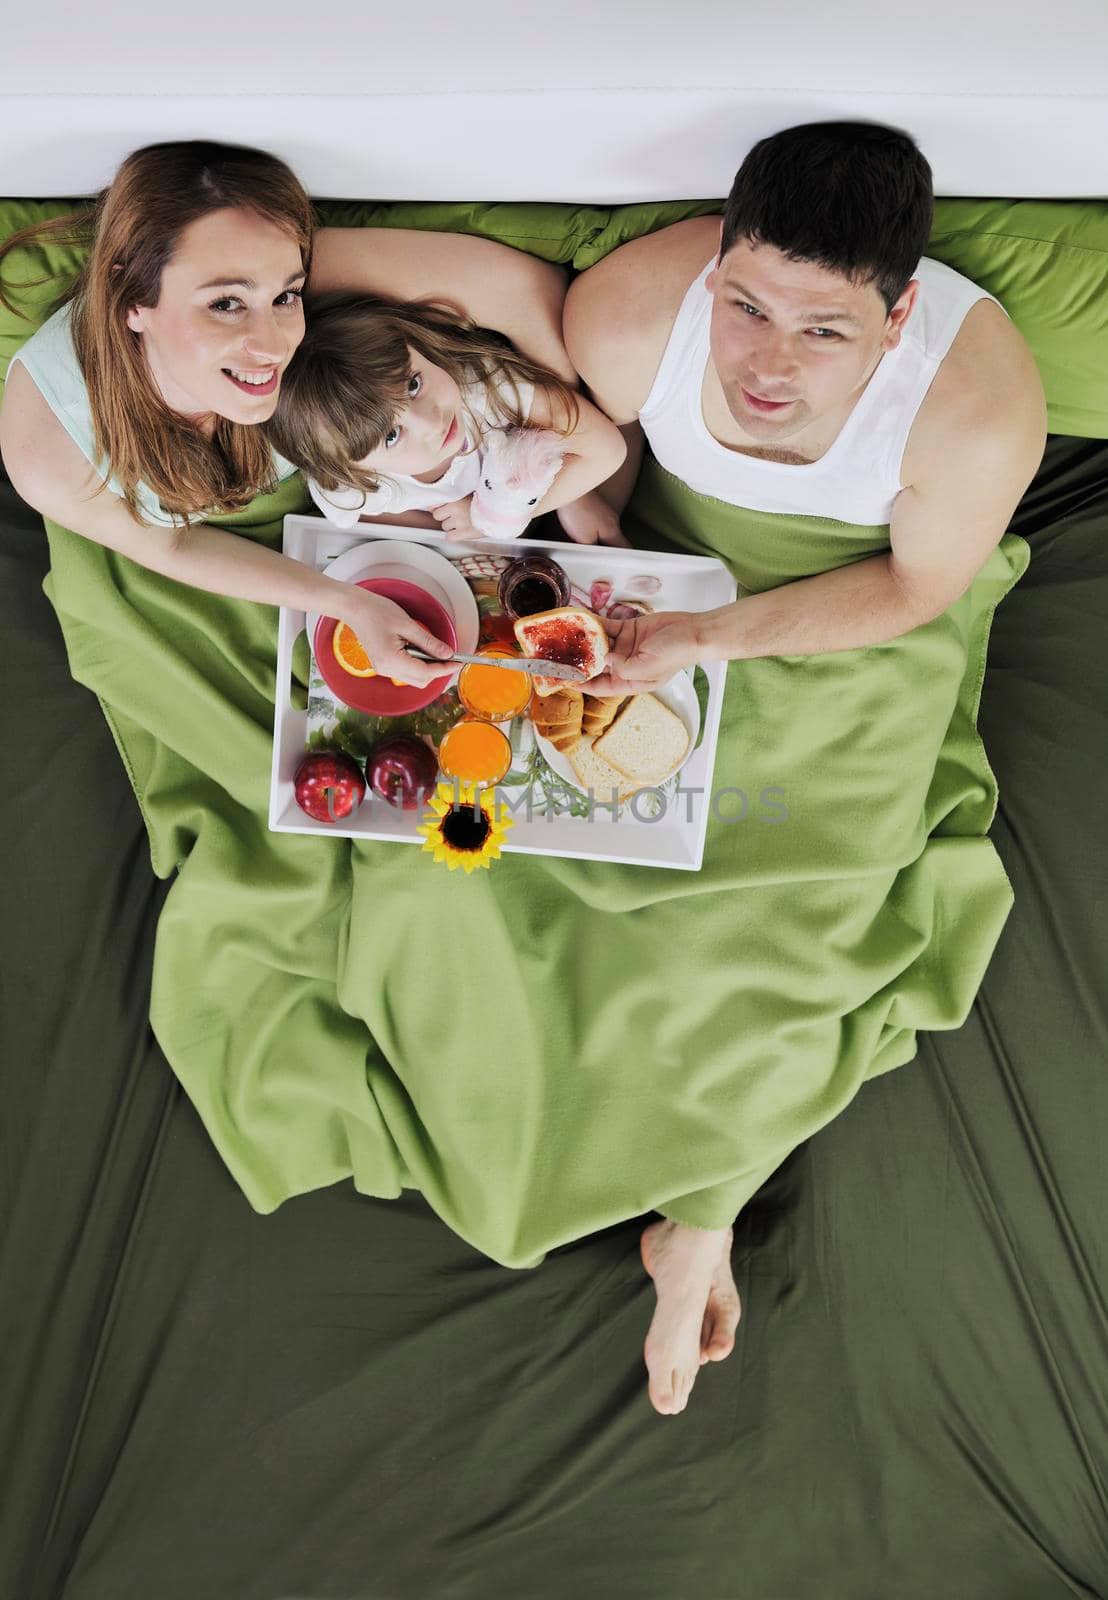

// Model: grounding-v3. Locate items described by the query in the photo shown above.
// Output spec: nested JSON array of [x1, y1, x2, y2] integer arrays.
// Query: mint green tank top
[[9, 302, 298, 527]]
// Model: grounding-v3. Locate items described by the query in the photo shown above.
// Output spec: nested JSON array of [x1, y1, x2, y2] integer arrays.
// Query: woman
[[0, 139, 620, 683]]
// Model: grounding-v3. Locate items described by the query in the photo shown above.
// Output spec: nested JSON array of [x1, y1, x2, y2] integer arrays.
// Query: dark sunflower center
[[440, 804, 491, 852]]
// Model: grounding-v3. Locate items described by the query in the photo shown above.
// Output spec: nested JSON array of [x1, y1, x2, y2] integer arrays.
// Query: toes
[[700, 1306, 715, 1364], [650, 1366, 695, 1415], [647, 1367, 680, 1415], [645, 1336, 700, 1415], [705, 1294, 742, 1361], [648, 1377, 671, 1414], [672, 1371, 688, 1414], [703, 1254, 742, 1363]]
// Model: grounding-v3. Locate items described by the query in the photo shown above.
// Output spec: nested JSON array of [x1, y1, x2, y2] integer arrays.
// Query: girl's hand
[[335, 585, 456, 687], [430, 496, 483, 542], [587, 609, 703, 696], [555, 492, 631, 547]]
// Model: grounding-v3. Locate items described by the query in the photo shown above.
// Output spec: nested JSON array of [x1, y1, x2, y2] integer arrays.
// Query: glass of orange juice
[[457, 647, 533, 721], [438, 719, 513, 787]]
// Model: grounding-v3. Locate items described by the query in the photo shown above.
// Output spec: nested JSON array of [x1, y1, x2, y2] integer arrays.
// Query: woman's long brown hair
[[0, 141, 314, 524], [260, 292, 581, 508]]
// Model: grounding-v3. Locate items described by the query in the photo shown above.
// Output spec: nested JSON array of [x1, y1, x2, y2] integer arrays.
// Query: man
[[562, 121, 1046, 1415]]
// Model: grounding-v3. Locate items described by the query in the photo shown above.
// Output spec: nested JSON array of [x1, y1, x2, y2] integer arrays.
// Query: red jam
[[522, 618, 593, 672]]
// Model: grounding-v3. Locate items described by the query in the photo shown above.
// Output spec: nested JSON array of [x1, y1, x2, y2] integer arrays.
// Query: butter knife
[[404, 647, 587, 683]]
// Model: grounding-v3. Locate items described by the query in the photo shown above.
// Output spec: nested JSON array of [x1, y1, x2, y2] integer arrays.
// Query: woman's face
[[125, 207, 307, 431], [355, 348, 465, 480]]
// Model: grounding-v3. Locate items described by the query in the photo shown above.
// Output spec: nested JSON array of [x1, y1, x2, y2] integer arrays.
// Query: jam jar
[[497, 553, 572, 620]]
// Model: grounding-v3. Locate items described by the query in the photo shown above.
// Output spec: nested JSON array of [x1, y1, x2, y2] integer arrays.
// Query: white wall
[[2, 0, 1106, 198]]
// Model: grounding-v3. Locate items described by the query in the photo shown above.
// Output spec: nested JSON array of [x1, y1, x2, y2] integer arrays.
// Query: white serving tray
[[270, 515, 737, 871]]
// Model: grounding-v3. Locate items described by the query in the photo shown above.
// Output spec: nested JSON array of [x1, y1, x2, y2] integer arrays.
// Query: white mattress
[[2, 0, 1107, 199]]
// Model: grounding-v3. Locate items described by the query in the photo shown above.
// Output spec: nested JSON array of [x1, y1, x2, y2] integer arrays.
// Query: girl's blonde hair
[[260, 292, 581, 506], [0, 140, 315, 524]]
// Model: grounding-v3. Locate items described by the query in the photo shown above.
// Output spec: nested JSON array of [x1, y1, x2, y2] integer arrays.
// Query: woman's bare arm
[[310, 227, 577, 385], [0, 363, 452, 684], [1, 364, 343, 611]]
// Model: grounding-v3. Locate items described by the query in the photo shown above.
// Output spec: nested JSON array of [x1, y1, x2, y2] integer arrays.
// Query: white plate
[[533, 672, 701, 799], [306, 539, 480, 656]]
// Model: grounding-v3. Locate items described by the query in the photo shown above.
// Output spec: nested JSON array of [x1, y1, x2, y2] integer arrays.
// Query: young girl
[[261, 292, 628, 545]]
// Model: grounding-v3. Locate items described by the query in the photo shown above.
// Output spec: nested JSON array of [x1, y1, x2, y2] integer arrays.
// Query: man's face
[[705, 229, 918, 442], [125, 207, 307, 430]]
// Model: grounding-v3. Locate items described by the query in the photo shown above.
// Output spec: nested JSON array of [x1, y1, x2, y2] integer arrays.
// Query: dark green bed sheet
[[1, 439, 1106, 1600]]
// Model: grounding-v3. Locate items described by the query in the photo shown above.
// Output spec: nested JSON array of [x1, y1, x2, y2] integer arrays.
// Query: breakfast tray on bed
[[271, 515, 736, 870]]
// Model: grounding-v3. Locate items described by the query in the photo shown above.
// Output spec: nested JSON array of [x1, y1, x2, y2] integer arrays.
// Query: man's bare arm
[[562, 242, 672, 519], [694, 550, 929, 662], [695, 389, 1046, 663], [885, 345, 1046, 621], [562, 243, 662, 423]]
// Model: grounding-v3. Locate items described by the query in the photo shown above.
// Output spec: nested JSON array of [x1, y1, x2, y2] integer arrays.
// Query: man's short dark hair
[[719, 121, 934, 314]]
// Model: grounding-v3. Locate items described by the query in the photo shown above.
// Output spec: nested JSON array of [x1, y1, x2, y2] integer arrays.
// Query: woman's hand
[[587, 609, 704, 696], [335, 584, 456, 687], [430, 496, 483, 542], [555, 492, 631, 547]]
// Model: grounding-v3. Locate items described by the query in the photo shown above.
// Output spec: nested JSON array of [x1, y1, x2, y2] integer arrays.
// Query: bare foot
[[640, 1219, 741, 1415]]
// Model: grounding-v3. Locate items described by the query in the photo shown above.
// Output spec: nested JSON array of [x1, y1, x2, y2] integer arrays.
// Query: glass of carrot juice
[[457, 647, 533, 721], [438, 718, 513, 787]]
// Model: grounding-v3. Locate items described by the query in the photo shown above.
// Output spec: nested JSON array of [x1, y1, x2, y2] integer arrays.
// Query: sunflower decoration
[[417, 782, 514, 873]]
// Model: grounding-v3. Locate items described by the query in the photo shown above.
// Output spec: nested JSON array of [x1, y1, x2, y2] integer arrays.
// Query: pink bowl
[[313, 578, 457, 715]]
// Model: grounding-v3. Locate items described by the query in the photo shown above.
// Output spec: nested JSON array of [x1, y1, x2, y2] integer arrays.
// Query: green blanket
[[41, 457, 1027, 1268]]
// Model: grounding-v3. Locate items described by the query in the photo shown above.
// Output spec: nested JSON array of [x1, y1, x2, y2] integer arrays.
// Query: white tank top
[[639, 255, 1003, 526]]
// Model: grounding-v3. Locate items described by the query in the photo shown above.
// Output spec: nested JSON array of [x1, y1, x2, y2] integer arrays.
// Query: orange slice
[[332, 622, 409, 686], [333, 622, 376, 678]]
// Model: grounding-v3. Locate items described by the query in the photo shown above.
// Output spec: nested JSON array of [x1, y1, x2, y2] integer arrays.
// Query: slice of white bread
[[513, 607, 608, 696], [592, 693, 690, 784], [568, 739, 638, 804]]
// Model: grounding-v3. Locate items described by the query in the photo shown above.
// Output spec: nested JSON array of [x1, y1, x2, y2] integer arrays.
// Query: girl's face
[[125, 206, 307, 433], [355, 348, 465, 480]]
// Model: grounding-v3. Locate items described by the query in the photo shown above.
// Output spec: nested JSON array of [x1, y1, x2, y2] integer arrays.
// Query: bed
[[2, 5, 1108, 1596]]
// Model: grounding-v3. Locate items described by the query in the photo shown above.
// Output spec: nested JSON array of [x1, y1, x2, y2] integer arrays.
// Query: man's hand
[[588, 609, 703, 696], [555, 491, 631, 547], [430, 496, 483, 542]]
